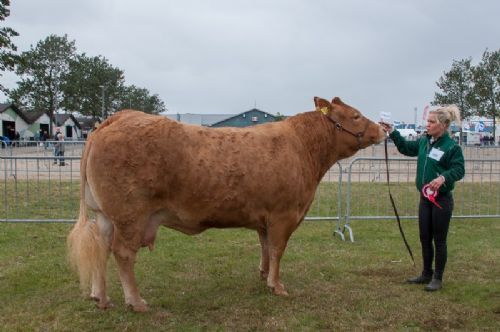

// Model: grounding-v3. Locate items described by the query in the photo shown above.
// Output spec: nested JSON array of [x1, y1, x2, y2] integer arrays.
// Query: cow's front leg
[[266, 223, 295, 296], [112, 232, 148, 312], [257, 230, 269, 280], [267, 244, 288, 296]]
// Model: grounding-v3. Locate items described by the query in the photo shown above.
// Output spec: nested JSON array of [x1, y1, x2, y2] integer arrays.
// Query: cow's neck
[[288, 111, 357, 181]]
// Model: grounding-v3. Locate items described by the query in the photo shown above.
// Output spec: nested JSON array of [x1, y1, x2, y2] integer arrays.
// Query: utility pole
[[99, 85, 106, 121], [414, 107, 417, 127]]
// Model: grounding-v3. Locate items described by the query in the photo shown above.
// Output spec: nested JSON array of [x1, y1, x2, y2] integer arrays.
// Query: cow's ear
[[332, 97, 344, 106], [314, 97, 331, 114]]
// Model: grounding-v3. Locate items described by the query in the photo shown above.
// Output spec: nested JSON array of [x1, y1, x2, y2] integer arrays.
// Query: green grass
[[1, 179, 80, 220], [0, 179, 499, 330], [0, 219, 499, 331]]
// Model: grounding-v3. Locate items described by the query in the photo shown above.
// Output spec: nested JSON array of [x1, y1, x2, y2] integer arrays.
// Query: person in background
[[53, 128, 61, 163], [53, 127, 61, 140], [42, 130, 49, 149], [14, 131, 20, 147], [54, 133, 65, 166], [380, 105, 465, 291]]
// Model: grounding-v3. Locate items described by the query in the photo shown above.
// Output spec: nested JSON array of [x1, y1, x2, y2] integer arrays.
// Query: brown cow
[[68, 97, 386, 312]]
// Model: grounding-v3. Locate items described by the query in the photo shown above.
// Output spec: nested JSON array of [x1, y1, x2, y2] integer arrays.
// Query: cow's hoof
[[96, 300, 114, 310], [90, 294, 110, 303], [268, 282, 289, 296], [273, 287, 289, 296], [132, 303, 149, 312], [128, 299, 149, 312]]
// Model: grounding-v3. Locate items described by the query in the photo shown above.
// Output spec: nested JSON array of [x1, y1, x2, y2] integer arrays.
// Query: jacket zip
[[422, 139, 430, 186]]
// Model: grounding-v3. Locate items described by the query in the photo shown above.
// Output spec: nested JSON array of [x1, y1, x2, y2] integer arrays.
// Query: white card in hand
[[380, 111, 391, 123]]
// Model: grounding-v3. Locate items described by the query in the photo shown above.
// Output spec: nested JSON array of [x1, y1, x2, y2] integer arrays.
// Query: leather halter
[[319, 107, 369, 148]]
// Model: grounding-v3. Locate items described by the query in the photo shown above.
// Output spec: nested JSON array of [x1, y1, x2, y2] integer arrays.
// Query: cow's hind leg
[[258, 230, 269, 280], [67, 210, 112, 310], [90, 213, 113, 309], [112, 228, 148, 312]]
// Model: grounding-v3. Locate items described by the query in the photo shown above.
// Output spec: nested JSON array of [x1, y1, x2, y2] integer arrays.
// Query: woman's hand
[[429, 175, 445, 191], [379, 122, 393, 134]]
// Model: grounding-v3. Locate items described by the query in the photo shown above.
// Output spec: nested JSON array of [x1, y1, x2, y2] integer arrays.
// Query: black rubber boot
[[406, 274, 432, 284], [424, 278, 443, 291]]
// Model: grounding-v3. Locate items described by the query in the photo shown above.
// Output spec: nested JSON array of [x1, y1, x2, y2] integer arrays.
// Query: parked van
[[396, 128, 418, 140], [460, 131, 481, 145]]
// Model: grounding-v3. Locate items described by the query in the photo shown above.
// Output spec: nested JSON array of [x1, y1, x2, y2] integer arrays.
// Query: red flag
[[422, 105, 429, 121]]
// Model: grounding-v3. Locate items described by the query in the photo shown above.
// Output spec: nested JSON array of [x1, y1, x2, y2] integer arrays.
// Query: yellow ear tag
[[318, 107, 329, 115]]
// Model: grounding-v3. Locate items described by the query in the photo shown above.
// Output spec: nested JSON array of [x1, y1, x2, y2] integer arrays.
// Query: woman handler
[[380, 105, 465, 291]]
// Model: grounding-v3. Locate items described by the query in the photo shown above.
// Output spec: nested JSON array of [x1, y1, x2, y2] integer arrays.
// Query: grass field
[[0, 218, 499, 331]]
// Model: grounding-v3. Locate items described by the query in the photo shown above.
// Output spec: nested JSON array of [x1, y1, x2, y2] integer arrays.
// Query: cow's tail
[[67, 139, 109, 292]]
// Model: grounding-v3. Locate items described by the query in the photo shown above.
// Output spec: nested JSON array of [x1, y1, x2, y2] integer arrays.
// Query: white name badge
[[429, 147, 444, 161]]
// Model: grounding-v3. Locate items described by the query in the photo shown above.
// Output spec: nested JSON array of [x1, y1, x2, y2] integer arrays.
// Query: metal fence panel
[[339, 157, 500, 241], [2, 148, 499, 229], [1, 156, 81, 222], [1, 155, 342, 223], [351, 143, 500, 160], [304, 162, 343, 222]]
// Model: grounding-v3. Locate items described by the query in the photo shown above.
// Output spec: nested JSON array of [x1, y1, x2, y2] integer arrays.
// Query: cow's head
[[314, 96, 386, 150]]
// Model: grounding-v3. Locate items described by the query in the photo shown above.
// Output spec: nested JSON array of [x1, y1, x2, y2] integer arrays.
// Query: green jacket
[[389, 130, 465, 193]]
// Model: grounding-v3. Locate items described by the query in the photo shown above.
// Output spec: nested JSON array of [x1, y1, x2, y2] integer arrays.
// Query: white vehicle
[[459, 131, 481, 145], [396, 128, 418, 140]]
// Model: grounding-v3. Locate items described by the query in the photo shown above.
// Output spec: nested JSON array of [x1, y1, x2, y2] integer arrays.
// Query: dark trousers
[[417, 192, 454, 280], [55, 151, 65, 165]]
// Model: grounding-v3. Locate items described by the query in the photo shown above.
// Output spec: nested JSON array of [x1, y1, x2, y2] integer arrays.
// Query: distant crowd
[[0, 127, 66, 166]]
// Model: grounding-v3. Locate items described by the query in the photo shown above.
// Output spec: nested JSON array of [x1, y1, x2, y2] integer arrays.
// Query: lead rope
[[384, 138, 416, 266]]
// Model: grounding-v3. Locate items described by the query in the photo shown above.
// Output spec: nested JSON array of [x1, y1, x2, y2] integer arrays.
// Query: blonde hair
[[430, 105, 461, 128]]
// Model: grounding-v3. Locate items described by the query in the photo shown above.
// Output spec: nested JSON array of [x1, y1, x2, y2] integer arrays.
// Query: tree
[[9, 33, 167, 122], [472, 49, 499, 139], [433, 58, 475, 120], [61, 53, 125, 119], [274, 112, 286, 121], [114, 85, 166, 114], [0, 0, 19, 93], [9, 34, 76, 135]]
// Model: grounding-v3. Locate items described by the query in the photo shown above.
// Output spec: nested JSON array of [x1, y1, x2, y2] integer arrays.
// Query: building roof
[[2, 104, 83, 130], [164, 113, 236, 126], [55, 114, 82, 129], [0, 103, 31, 123], [75, 117, 99, 131], [0, 103, 10, 113], [21, 110, 49, 123], [210, 108, 276, 127]]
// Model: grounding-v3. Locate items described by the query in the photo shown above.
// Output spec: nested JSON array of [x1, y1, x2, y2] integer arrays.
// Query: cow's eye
[[354, 115, 361, 120]]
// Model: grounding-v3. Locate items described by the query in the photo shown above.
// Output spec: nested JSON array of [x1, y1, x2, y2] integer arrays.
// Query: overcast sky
[[2, 0, 499, 123]]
